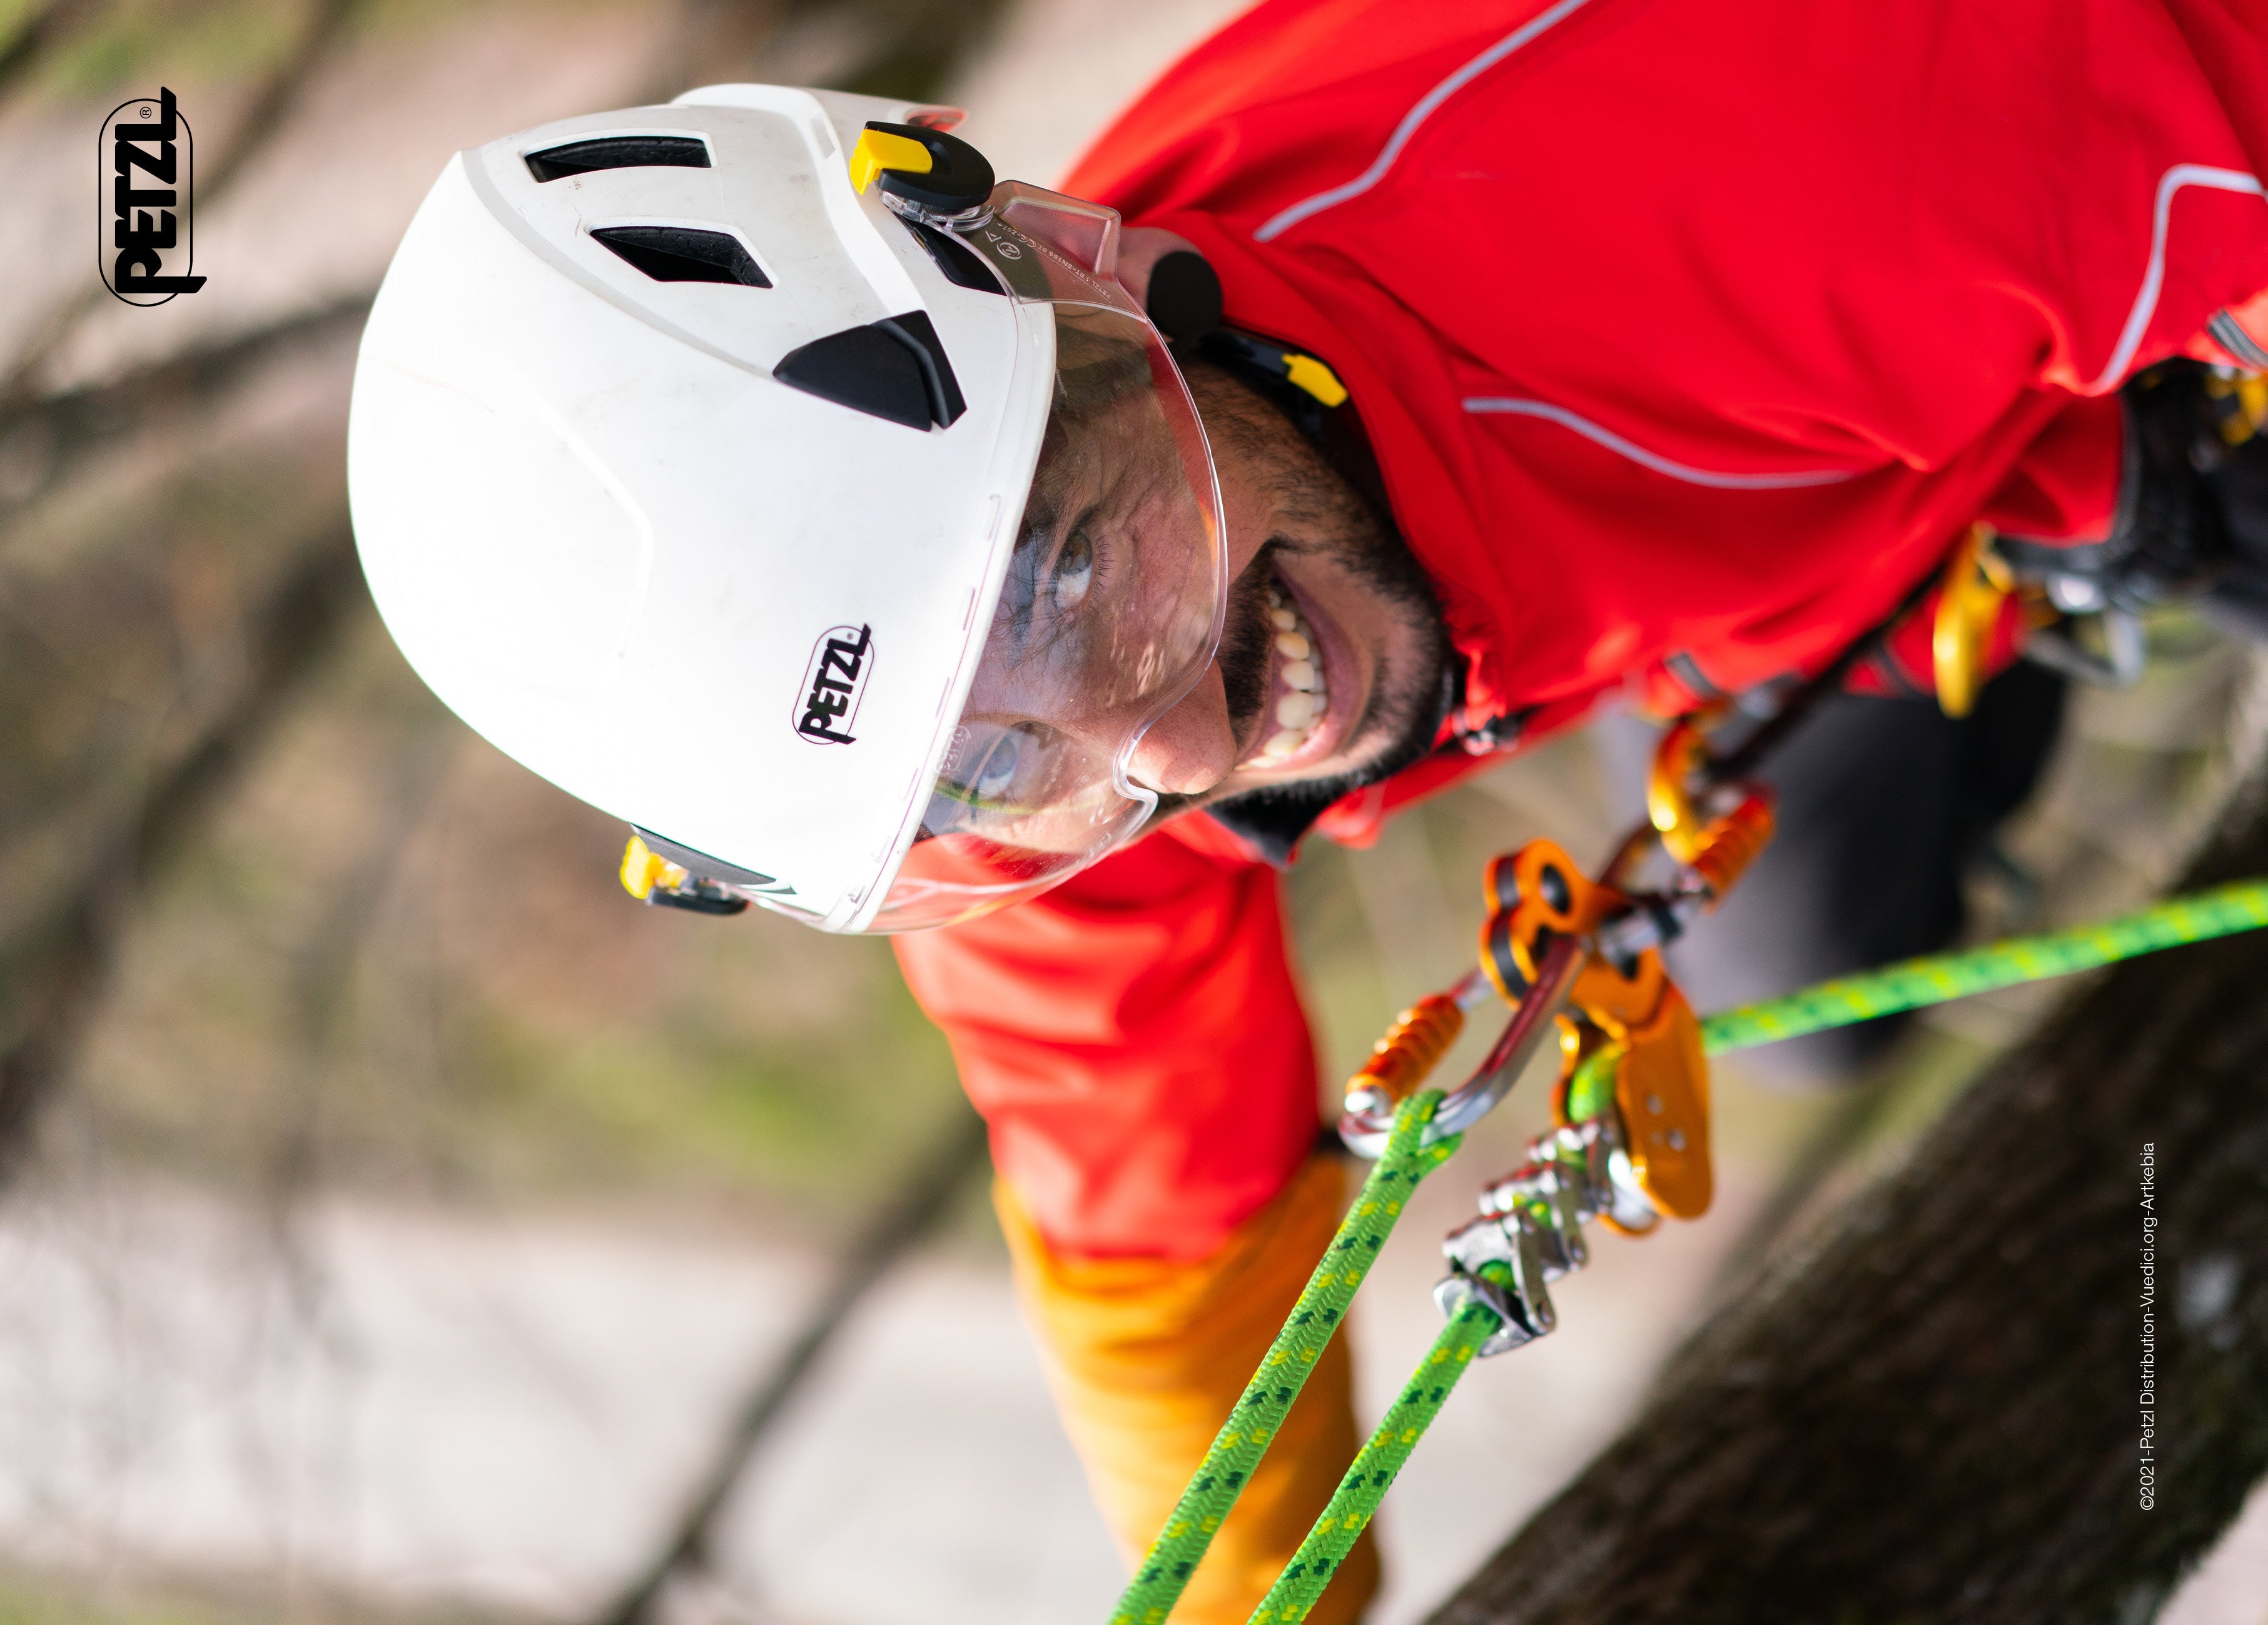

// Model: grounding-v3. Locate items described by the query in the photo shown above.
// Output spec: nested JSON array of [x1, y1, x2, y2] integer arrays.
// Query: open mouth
[[1247, 570, 1345, 771]]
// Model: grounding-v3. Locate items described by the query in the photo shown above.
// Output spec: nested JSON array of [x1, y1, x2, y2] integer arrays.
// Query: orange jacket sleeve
[[995, 1158, 1377, 1625], [893, 814, 1321, 1260]]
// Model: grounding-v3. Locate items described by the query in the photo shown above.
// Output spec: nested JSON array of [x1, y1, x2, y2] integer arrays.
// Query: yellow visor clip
[[849, 128, 934, 195]]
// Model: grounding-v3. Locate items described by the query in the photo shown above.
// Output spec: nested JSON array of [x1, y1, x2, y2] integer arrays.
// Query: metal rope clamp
[[1338, 718, 1777, 1354]]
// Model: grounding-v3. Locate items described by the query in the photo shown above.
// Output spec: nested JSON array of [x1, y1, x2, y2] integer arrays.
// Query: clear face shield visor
[[868, 185, 1227, 931]]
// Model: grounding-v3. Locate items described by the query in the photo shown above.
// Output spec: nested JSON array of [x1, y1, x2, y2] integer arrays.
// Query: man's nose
[[1124, 666, 1237, 796]]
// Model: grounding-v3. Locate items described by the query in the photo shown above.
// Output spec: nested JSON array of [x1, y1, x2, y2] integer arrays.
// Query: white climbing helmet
[[348, 84, 1225, 932]]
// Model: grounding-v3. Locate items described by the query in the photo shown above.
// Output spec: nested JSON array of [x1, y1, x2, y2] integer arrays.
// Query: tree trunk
[[1429, 772, 2268, 1625]]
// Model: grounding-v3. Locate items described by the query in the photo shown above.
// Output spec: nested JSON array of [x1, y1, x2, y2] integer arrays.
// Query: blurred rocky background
[[1, 2, 2265, 1621]]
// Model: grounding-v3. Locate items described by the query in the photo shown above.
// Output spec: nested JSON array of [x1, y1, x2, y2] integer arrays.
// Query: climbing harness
[[1950, 360, 2268, 707], [1111, 714, 2268, 1625]]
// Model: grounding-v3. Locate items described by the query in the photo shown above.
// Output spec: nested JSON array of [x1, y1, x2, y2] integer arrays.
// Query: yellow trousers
[[996, 1156, 1377, 1624]]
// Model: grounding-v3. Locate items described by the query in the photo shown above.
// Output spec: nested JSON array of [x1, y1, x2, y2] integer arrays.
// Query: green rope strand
[[1243, 1292, 1502, 1624], [1699, 878, 2268, 1054], [1108, 1091, 1462, 1625]]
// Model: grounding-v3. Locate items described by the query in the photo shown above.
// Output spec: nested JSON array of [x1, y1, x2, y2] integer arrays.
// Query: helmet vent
[[590, 225, 772, 287], [774, 311, 966, 431], [899, 218, 1004, 297], [524, 136, 711, 182]]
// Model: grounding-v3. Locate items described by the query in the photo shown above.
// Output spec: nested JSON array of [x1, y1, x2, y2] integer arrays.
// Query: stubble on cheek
[[1218, 547, 1283, 747], [1162, 360, 1455, 814]]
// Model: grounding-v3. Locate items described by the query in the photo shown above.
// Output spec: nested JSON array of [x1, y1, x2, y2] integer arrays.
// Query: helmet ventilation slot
[[590, 225, 772, 287], [524, 135, 711, 181], [899, 217, 1005, 296], [774, 311, 966, 430]]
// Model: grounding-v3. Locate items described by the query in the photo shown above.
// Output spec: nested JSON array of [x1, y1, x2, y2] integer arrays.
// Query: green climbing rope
[[1243, 1292, 1502, 1624], [1698, 877, 2268, 1054], [1108, 1091, 1463, 1625]]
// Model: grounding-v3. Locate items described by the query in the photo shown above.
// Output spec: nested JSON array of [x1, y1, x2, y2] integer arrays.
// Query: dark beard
[[1148, 509, 1454, 863], [1140, 358, 1455, 859], [1218, 551, 1281, 741], [1198, 530, 1455, 863]]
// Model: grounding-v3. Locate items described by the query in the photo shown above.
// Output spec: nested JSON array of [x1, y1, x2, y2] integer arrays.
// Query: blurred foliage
[[0, 1578, 248, 1625], [0, 428, 346, 924], [28, 0, 312, 96], [4, 0, 1018, 106], [65, 612, 968, 1237], [0, 0, 43, 59], [0, 1571, 510, 1625]]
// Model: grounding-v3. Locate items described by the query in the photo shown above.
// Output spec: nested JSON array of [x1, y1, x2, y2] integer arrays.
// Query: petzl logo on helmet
[[795, 624, 873, 744], [101, 89, 206, 305]]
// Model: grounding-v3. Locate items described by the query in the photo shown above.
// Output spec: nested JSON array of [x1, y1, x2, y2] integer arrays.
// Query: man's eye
[[1051, 527, 1094, 613]]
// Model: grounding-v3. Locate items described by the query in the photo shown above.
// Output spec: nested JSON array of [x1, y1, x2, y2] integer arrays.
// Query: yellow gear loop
[[2204, 367, 2268, 448], [1931, 520, 2014, 719]]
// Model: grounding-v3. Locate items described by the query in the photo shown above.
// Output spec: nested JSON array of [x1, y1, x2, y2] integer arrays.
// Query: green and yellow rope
[[1699, 878, 2268, 1054], [1107, 1093, 1462, 1625], [1245, 1291, 1502, 1622]]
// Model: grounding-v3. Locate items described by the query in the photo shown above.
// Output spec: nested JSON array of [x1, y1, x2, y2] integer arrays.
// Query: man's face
[[934, 325, 1452, 858], [1123, 362, 1454, 815]]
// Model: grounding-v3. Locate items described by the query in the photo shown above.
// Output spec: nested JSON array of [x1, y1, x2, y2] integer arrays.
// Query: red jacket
[[900, 0, 2268, 1258]]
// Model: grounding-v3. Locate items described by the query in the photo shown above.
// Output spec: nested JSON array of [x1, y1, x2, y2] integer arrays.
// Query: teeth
[[1255, 582, 1327, 765]]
